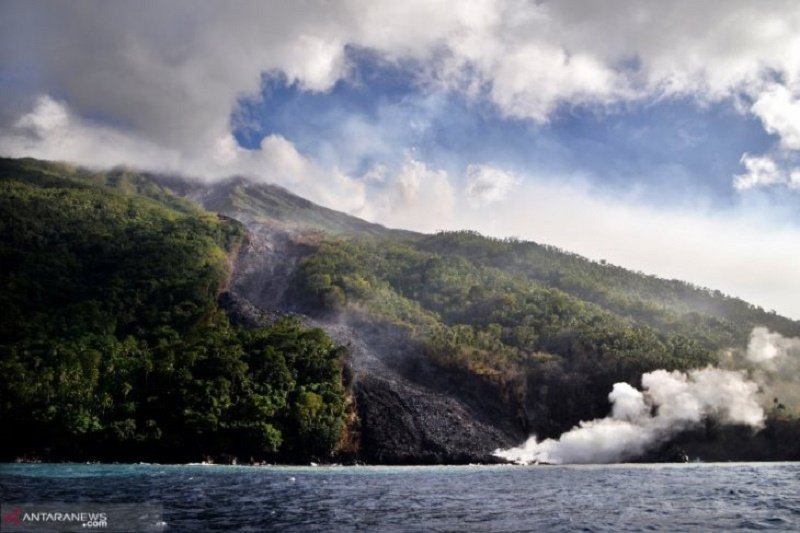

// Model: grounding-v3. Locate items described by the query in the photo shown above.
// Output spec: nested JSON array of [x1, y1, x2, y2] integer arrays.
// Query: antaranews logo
[[0, 506, 107, 531], [0, 503, 163, 532]]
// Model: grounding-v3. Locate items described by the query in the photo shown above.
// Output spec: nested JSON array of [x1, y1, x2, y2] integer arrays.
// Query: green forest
[[0, 159, 346, 462], [294, 232, 800, 437]]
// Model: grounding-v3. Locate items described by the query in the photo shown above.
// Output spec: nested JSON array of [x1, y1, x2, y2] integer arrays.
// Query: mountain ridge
[[146, 161, 800, 343], [9, 155, 793, 334]]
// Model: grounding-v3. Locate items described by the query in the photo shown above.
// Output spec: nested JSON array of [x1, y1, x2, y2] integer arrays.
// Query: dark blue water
[[1, 463, 798, 531]]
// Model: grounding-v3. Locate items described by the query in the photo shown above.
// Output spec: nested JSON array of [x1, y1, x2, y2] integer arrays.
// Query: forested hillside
[[417, 231, 800, 347], [292, 233, 799, 445], [294, 237, 703, 435], [0, 158, 347, 462], [2, 157, 798, 463]]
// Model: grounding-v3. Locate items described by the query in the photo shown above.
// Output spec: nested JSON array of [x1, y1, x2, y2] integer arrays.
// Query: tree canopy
[[0, 158, 346, 462]]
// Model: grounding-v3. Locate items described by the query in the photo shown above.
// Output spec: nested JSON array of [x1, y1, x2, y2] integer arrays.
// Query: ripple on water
[[1, 463, 799, 531]]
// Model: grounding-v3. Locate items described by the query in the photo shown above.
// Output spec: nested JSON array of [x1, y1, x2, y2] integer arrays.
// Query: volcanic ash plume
[[494, 367, 764, 465]]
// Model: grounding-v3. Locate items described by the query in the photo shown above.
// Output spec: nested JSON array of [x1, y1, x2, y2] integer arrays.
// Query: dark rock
[[218, 290, 278, 328], [355, 373, 515, 464], [222, 220, 521, 464]]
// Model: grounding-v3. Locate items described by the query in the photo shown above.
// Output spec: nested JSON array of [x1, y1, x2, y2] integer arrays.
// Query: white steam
[[497, 327, 800, 465], [745, 326, 800, 368], [495, 367, 763, 465], [742, 327, 800, 412]]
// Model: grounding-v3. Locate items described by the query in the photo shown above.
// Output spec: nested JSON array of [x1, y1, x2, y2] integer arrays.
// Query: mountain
[[1, 157, 798, 463]]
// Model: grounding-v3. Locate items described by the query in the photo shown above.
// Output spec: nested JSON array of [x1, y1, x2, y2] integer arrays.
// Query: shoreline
[[3, 459, 799, 469]]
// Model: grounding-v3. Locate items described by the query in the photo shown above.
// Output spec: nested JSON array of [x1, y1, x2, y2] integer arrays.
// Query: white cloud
[[464, 164, 518, 205], [361, 163, 389, 183], [281, 35, 347, 92], [488, 42, 623, 122], [15, 95, 69, 132], [0, 95, 369, 215], [791, 170, 800, 189], [734, 153, 800, 191], [2, 95, 184, 170], [4, 1, 800, 145], [750, 84, 800, 150], [734, 154, 784, 190], [2, 1, 800, 181], [370, 158, 456, 232]]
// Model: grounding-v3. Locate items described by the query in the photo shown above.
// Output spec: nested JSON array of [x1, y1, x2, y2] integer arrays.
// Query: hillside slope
[[417, 231, 800, 347], [146, 161, 800, 462], [0, 158, 347, 463], [3, 157, 799, 463]]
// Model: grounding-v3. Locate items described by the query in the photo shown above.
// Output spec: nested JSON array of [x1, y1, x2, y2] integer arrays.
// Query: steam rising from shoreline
[[742, 327, 800, 413], [495, 327, 800, 465]]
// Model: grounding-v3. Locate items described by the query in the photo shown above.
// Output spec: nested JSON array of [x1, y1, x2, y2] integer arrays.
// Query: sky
[[1, 1, 800, 318]]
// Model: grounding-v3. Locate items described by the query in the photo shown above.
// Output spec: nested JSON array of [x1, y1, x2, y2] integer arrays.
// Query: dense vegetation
[[416, 231, 800, 347], [0, 159, 346, 462], [3, 156, 798, 463], [293, 233, 799, 437]]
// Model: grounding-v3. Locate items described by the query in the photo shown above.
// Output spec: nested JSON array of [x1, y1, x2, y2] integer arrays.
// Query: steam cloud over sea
[[495, 327, 800, 464]]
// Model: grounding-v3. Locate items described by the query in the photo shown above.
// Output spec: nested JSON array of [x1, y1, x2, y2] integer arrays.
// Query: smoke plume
[[497, 327, 800, 464]]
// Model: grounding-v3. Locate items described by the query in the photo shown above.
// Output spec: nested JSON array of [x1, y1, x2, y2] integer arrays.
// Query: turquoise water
[[1, 463, 799, 531]]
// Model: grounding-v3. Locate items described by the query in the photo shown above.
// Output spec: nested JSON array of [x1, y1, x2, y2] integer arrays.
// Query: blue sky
[[232, 50, 779, 212]]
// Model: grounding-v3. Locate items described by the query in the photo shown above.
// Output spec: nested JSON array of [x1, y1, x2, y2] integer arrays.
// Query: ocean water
[[1, 462, 798, 531]]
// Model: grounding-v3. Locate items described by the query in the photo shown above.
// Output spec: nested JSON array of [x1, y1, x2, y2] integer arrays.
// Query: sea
[[1, 462, 798, 531]]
